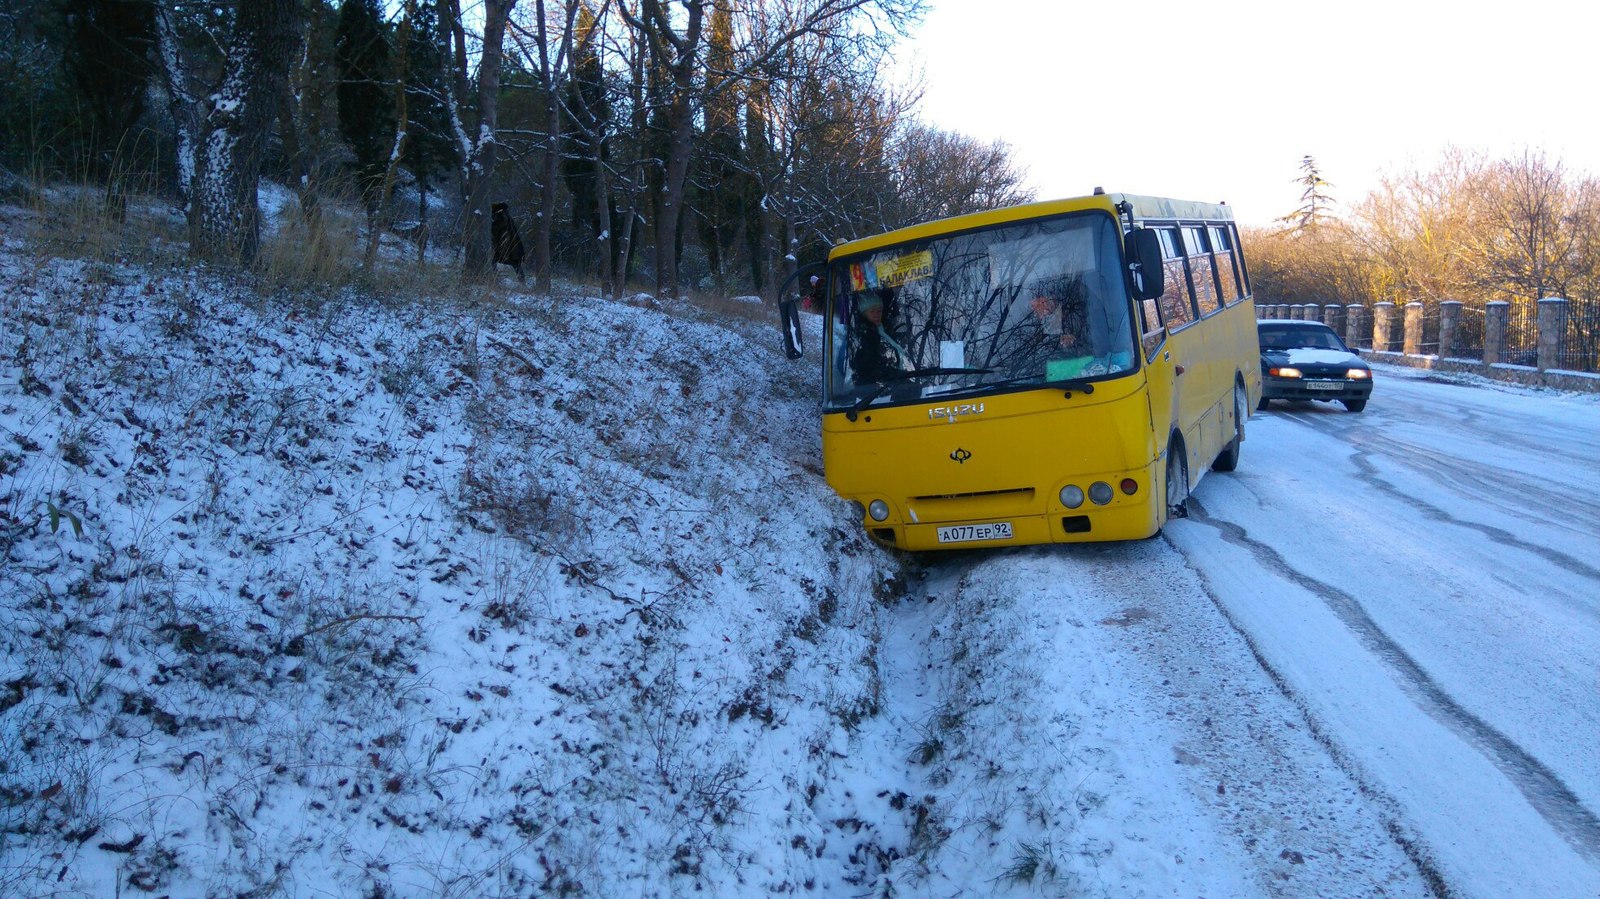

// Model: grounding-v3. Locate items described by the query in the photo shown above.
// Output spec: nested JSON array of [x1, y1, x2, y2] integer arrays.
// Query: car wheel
[[1212, 383, 1244, 472], [1256, 395, 1270, 411], [1343, 398, 1367, 413], [1166, 438, 1189, 520]]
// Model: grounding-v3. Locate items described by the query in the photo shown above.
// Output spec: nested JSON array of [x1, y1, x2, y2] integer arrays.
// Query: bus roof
[[827, 192, 1235, 260]]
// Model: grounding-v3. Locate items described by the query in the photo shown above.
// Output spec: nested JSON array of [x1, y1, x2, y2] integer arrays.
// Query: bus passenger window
[[1156, 228, 1196, 329], [1210, 226, 1241, 303], [1184, 226, 1222, 314], [1139, 296, 1164, 359]]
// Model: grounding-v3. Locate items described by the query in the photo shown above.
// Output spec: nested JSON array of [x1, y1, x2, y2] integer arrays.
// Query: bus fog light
[[868, 500, 890, 522], [847, 500, 865, 521], [1089, 481, 1114, 505], [1120, 478, 1139, 495], [1059, 485, 1084, 509]]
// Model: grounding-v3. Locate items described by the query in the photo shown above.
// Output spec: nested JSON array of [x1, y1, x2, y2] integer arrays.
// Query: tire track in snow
[[1183, 499, 1600, 868], [1277, 407, 1600, 541], [1342, 448, 1600, 588], [1272, 409, 1600, 614]]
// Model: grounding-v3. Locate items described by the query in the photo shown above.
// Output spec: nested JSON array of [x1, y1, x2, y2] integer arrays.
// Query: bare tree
[[441, 0, 519, 281], [508, 0, 580, 293], [620, 0, 926, 299]]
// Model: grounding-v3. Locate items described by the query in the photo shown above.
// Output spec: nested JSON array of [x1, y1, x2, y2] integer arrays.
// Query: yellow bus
[[818, 190, 1259, 550]]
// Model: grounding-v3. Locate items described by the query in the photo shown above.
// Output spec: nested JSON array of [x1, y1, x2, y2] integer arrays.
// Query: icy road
[[855, 368, 1600, 897]]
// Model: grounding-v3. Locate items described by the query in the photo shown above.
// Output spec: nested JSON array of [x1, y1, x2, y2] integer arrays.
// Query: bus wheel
[[1166, 439, 1189, 520], [1212, 383, 1245, 473]]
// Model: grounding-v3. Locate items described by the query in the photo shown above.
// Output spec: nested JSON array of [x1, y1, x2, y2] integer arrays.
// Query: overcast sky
[[898, 0, 1600, 226]]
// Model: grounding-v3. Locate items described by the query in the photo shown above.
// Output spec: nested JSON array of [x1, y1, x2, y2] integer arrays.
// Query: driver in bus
[[850, 289, 909, 382]]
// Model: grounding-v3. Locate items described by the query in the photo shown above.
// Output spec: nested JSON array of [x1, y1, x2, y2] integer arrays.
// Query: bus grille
[[910, 487, 1037, 518], [912, 487, 1035, 502]]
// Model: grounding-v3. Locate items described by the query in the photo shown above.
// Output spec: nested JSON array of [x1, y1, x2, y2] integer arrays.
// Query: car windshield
[[823, 213, 1139, 409], [1260, 325, 1344, 351]]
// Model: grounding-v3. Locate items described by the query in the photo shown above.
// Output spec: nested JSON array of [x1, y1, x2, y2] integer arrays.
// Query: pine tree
[[400, 0, 453, 251], [1280, 154, 1336, 233], [63, 0, 157, 218], [692, 1, 742, 293], [335, 0, 395, 216]]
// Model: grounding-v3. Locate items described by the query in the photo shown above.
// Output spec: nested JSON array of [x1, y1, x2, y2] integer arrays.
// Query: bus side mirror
[[1127, 228, 1164, 301], [780, 297, 804, 359]]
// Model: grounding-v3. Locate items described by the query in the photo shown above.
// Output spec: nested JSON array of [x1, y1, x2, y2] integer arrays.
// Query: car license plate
[[937, 522, 1013, 543], [1306, 380, 1342, 391]]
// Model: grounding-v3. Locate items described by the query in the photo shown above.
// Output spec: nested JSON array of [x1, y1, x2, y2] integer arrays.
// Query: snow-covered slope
[[0, 231, 908, 896]]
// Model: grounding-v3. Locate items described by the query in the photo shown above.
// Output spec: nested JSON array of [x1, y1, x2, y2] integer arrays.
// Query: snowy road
[[1172, 369, 1600, 896], [867, 368, 1600, 897]]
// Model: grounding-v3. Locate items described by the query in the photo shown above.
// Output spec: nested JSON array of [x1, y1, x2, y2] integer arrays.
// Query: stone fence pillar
[[1290, 304, 1305, 320], [1373, 302, 1397, 352], [1325, 303, 1345, 335], [1403, 302, 1424, 355], [1537, 297, 1568, 371], [1484, 301, 1509, 366], [1346, 304, 1365, 348], [1439, 301, 1462, 359]]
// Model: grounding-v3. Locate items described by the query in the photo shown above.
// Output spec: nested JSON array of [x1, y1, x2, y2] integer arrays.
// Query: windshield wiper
[[845, 366, 993, 420], [980, 373, 1099, 398]]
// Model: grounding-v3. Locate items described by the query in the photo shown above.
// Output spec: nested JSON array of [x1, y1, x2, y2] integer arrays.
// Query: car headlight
[[868, 499, 890, 522], [1347, 368, 1370, 380], [1269, 367, 1302, 378], [1059, 485, 1085, 509]]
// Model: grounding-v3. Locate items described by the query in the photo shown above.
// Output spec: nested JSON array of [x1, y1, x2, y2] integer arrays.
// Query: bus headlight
[[1089, 481, 1114, 505], [847, 500, 865, 521], [1059, 485, 1085, 509], [868, 499, 890, 522]]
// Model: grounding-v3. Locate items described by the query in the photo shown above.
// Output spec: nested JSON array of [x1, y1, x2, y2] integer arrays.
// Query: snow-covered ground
[[3, 207, 1598, 897]]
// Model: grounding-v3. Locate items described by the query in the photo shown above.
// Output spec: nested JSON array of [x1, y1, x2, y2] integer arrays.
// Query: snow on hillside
[[0, 226, 918, 896]]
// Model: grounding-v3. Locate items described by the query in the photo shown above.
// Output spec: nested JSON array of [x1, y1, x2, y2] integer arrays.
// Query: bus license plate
[[937, 522, 1013, 543], [1306, 380, 1342, 390]]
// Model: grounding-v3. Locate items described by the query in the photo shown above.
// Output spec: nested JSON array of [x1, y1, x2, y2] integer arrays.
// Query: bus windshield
[[825, 212, 1138, 409]]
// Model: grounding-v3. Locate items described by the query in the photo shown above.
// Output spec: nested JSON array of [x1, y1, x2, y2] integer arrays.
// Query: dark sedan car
[[1257, 319, 1373, 412]]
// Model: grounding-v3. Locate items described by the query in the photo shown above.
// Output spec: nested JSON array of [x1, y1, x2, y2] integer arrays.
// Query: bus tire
[[1212, 382, 1245, 472], [1166, 437, 1189, 520]]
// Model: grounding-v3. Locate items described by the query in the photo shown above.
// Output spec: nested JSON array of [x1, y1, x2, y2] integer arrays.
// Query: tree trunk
[[154, 4, 196, 208], [188, 0, 302, 266], [460, 0, 515, 281], [652, 47, 700, 297]]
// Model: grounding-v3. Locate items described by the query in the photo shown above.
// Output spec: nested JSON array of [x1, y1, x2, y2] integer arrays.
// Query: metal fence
[[1503, 299, 1539, 367], [1562, 297, 1600, 373], [1419, 304, 1440, 356], [1453, 305, 1485, 360]]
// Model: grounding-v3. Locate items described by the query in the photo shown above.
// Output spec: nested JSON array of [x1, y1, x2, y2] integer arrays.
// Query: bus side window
[[1228, 224, 1251, 296], [1184, 226, 1222, 314], [1156, 227, 1197, 330], [1210, 225, 1241, 304], [1138, 294, 1164, 359]]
